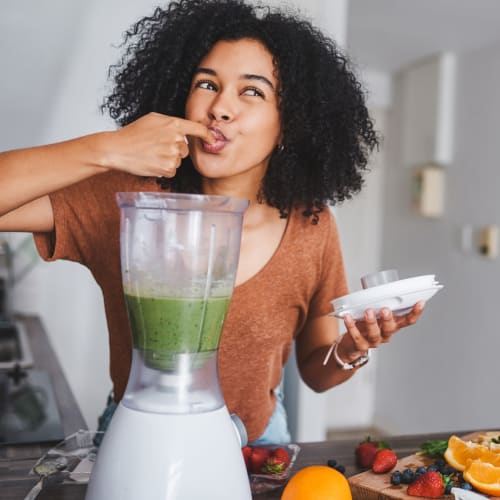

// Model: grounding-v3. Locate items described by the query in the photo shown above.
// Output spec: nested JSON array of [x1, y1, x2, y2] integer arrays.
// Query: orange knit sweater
[[34, 171, 348, 440]]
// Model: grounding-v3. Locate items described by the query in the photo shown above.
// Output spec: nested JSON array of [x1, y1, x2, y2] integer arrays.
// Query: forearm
[[298, 343, 360, 393], [0, 134, 109, 217]]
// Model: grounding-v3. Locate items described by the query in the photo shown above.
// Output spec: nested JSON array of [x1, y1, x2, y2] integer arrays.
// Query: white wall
[[373, 39, 500, 434]]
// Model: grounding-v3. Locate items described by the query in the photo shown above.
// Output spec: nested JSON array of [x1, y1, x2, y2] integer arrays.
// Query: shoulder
[[287, 205, 343, 263], [288, 205, 338, 239]]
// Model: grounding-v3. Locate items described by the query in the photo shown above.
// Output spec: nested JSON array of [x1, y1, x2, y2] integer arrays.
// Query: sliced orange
[[463, 459, 500, 496], [444, 435, 483, 472]]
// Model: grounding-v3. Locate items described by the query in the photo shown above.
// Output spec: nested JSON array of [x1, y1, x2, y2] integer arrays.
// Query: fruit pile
[[353, 432, 500, 498], [443, 434, 500, 496], [389, 459, 470, 497], [242, 445, 291, 476]]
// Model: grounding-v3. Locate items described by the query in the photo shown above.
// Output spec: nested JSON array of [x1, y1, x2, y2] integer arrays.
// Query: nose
[[208, 92, 234, 123]]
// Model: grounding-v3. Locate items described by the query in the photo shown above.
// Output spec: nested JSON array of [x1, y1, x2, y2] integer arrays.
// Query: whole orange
[[281, 465, 352, 500]]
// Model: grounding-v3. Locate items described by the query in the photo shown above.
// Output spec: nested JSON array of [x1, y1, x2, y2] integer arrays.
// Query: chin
[[192, 155, 231, 177]]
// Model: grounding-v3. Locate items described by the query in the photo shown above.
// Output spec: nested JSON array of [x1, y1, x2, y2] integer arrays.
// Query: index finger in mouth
[[179, 120, 215, 144]]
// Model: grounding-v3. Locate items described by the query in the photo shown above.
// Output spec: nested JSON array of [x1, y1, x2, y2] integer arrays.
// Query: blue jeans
[[96, 388, 291, 446]]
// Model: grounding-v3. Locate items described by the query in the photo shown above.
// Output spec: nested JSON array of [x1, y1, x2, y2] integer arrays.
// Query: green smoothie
[[124, 293, 231, 370]]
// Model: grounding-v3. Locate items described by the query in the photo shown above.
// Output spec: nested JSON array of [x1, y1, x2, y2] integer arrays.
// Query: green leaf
[[416, 439, 449, 458]]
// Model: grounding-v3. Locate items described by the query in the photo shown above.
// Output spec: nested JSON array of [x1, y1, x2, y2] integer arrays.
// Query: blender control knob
[[360, 269, 399, 289], [230, 413, 248, 447]]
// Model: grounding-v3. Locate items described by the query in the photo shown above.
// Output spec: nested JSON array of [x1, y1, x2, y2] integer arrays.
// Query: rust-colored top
[[34, 171, 348, 440]]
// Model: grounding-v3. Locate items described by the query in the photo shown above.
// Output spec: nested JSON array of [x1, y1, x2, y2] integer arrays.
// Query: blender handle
[[230, 413, 248, 447]]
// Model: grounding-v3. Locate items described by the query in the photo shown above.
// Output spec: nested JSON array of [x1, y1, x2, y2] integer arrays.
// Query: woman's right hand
[[98, 112, 214, 178]]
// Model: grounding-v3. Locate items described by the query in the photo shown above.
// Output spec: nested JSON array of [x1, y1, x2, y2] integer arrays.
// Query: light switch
[[479, 225, 498, 259], [413, 164, 445, 217]]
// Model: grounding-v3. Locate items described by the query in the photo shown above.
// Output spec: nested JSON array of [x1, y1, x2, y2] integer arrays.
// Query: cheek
[[245, 113, 281, 151], [184, 100, 194, 120], [184, 94, 200, 120]]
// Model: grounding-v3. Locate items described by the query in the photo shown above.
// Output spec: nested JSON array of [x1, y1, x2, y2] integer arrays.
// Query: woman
[[0, 0, 424, 444]]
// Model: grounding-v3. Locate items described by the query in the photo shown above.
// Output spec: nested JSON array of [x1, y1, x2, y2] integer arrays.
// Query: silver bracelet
[[333, 343, 370, 370]]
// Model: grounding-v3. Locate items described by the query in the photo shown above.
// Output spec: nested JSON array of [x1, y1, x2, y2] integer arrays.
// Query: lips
[[201, 127, 229, 154]]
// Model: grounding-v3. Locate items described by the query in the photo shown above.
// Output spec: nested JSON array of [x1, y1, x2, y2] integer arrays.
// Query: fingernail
[[365, 309, 375, 320], [344, 314, 354, 326], [417, 301, 425, 310], [381, 308, 390, 319]]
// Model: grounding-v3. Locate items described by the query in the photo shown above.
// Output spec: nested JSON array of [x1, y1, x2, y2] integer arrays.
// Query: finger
[[343, 314, 370, 353], [175, 118, 215, 144], [177, 139, 189, 159], [379, 308, 398, 341], [363, 309, 380, 336], [395, 300, 425, 328]]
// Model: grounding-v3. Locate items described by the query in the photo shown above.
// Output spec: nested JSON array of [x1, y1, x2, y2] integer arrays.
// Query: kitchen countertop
[[2, 403, 470, 498]]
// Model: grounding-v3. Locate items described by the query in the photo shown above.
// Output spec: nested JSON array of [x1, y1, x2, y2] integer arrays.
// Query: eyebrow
[[194, 67, 275, 91]]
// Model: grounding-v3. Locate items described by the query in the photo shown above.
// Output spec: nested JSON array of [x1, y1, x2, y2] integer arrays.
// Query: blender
[[85, 192, 251, 500]]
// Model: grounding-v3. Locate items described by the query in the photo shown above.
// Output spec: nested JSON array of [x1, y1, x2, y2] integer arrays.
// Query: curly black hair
[[103, 0, 379, 222]]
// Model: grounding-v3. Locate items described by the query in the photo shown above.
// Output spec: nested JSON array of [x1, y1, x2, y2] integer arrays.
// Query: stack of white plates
[[330, 274, 443, 320]]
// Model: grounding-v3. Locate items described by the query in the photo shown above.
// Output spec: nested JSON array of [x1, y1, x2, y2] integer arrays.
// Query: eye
[[242, 87, 265, 98], [194, 79, 218, 91]]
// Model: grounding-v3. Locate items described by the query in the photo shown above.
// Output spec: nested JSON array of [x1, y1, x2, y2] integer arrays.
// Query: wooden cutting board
[[348, 432, 498, 499]]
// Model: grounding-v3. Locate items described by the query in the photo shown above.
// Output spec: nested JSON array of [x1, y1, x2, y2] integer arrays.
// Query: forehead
[[198, 38, 278, 82]]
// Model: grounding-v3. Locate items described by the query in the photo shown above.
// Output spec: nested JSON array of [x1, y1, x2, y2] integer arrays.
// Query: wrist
[[333, 343, 370, 370], [86, 131, 115, 172]]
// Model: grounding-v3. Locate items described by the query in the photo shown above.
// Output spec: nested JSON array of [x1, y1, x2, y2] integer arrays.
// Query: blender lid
[[330, 274, 443, 320]]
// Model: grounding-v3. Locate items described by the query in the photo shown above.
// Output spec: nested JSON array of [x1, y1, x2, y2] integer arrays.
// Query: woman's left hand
[[335, 301, 425, 363]]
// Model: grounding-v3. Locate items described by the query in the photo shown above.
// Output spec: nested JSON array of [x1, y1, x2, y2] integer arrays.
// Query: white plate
[[330, 285, 443, 320]]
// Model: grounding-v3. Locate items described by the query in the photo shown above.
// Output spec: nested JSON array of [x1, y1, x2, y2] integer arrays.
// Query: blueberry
[[416, 466, 427, 475], [434, 458, 446, 468], [427, 464, 439, 472], [327, 459, 337, 468], [391, 474, 402, 486], [401, 469, 415, 484], [442, 466, 456, 476], [335, 464, 346, 474], [461, 482, 473, 491]]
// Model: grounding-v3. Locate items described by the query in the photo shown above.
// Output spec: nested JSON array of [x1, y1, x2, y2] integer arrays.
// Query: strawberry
[[242, 446, 252, 471], [371, 449, 398, 473], [272, 447, 291, 467], [262, 456, 287, 474], [407, 471, 444, 498], [355, 437, 380, 469], [262, 447, 291, 475], [249, 447, 271, 474]]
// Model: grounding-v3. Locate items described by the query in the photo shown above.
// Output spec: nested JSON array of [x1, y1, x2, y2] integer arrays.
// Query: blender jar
[[117, 192, 248, 414]]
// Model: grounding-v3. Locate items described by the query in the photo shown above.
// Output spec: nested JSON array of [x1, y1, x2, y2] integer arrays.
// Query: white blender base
[[85, 402, 252, 500]]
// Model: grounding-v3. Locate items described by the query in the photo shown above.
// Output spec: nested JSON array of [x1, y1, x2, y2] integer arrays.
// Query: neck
[[201, 177, 281, 227], [201, 173, 261, 204]]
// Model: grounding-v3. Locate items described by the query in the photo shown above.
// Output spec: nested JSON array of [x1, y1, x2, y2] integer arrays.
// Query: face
[[185, 38, 281, 190]]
